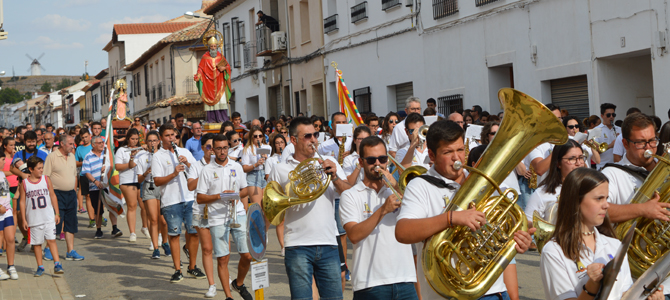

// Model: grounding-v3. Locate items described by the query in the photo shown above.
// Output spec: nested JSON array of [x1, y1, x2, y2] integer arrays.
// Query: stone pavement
[[1, 209, 547, 300]]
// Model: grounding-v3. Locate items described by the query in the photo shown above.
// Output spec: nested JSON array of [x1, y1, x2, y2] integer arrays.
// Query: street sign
[[251, 259, 269, 291], [246, 203, 267, 260]]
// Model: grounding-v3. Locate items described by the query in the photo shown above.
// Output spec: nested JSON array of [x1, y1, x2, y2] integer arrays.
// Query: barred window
[[437, 94, 463, 116], [433, 0, 458, 20], [353, 87, 372, 114], [476, 0, 500, 7]]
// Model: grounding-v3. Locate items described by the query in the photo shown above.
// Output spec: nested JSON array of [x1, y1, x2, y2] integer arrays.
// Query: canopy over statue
[[194, 30, 232, 123]]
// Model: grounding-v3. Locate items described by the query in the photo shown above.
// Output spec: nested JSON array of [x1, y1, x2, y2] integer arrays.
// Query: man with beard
[[194, 36, 232, 123], [14, 126, 26, 153]]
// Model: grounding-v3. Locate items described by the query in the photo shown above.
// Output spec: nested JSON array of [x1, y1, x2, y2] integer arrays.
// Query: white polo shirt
[[342, 153, 363, 184], [524, 185, 561, 223], [395, 145, 430, 169], [397, 166, 506, 299], [134, 150, 152, 184], [595, 123, 621, 169], [115, 146, 141, 184], [151, 147, 196, 208], [612, 134, 625, 158], [241, 145, 271, 171], [279, 143, 296, 163], [188, 157, 210, 216], [268, 153, 346, 247], [540, 230, 633, 300], [528, 142, 555, 184], [567, 136, 594, 163], [601, 155, 645, 206], [317, 137, 352, 159], [195, 159, 248, 226], [388, 120, 408, 152], [263, 153, 281, 176], [228, 145, 243, 161], [340, 181, 416, 291]]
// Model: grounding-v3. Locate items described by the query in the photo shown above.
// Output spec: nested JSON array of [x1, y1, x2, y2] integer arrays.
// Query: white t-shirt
[[342, 153, 363, 184], [228, 145, 243, 161], [188, 157, 209, 216], [317, 137, 352, 159], [195, 159, 248, 226], [0, 173, 12, 221], [151, 147, 196, 208], [395, 145, 430, 169], [264, 154, 281, 176], [388, 120, 407, 152], [540, 230, 633, 300], [115, 147, 141, 184], [528, 142, 555, 184], [524, 185, 561, 223], [397, 167, 507, 299], [134, 150, 153, 184], [567, 135, 594, 163], [241, 145, 271, 171], [279, 143, 296, 163], [268, 153, 346, 247], [612, 134, 625, 158], [340, 181, 416, 291], [594, 123, 621, 169]]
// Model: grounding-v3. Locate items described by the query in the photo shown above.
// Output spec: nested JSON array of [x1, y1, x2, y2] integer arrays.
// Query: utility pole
[[0, 0, 7, 40]]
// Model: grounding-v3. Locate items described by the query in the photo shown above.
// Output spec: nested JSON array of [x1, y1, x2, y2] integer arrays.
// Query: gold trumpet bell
[[532, 211, 555, 254], [399, 166, 427, 193]]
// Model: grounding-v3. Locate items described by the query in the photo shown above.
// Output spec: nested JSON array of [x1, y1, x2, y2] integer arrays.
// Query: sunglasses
[[388, 120, 400, 124], [566, 125, 580, 130], [364, 155, 389, 164], [280, 131, 288, 134], [606, 113, 616, 118], [301, 132, 320, 140], [488, 131, 497, 136], [205, 145, 212, 150], [253, 134, 263, 138], [232, 139, 242, 143]]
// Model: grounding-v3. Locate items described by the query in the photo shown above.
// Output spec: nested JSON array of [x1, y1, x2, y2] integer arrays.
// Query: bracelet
[[448, 211, 454, 228], [582, 284, 597, 297]]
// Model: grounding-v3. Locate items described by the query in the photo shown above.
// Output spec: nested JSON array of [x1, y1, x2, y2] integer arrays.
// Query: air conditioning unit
[[271, 31, 287, 53]]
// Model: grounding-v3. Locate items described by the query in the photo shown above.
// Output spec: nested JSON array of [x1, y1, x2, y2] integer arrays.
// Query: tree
[[41, 81, 53, 92], [0, 88, 24, 104], [56, 78, 75, 90]]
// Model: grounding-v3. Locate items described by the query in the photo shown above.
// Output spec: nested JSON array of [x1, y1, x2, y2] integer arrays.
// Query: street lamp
[[184, 11, 213, 20], [0, 71, 5, 76]]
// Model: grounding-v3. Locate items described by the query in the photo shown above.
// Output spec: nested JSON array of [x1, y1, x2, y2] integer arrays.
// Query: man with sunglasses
[[388, 97, 422, 158], [396, 120, 534, 300], [396, 113, 430, 170], [594, 103, 621, 169], [339, 136, 418, 299], [268, 116, 352, 299], [601, 112, 670, 298], [317, 112, 352, 159]]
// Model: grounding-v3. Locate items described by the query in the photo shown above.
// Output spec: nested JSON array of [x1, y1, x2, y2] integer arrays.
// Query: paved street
[[2, 209, 547, 300]]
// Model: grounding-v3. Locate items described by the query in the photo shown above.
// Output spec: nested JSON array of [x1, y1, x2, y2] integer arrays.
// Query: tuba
[[387, 153, 427, 193], [613, 145, 670, 279], [262, 145, 332, 225], [531, 199, 559, 253], [422, 88, 568, 299]]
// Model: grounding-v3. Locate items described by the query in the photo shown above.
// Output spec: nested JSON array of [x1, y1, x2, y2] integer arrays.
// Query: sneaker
[[205, 285, 217, 298], [151, 249, 160, 259], [54, 262, 64, 274], [43, 248, 53, 261], [102, 218, 108, 227], [66, 250, 85, 261], [94, 230, 103, 239], [231, 279, 253, 300], [141, 227, 151, 239], [170, 270, 183, 283], [8, 266, 18, 280], [17, 238, 27, 252], [345, 269, 351, 281], [0, 249, 3, 256], [158, 234, 163, 246], [78, 209, 87, 214], [87, 220, 96, 228], [187, 266, 206, 279], [149, 243, 154, 251], [162, 243, 172, 257], [280, 247, 285, 257], [112, 228, 123, 237], [182, 244, 190, 260], [129, 233, 137, 243], [34, 266, 45, 277], [0, 268, 9, 280], [59, 232, 65, 241]]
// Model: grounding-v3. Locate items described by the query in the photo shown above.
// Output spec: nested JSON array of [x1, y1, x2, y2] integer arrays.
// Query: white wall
[[118, 33, 171, 65]]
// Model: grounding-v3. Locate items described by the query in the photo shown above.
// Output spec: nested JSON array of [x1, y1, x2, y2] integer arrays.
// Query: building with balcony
[[322, 0, 670, 123]]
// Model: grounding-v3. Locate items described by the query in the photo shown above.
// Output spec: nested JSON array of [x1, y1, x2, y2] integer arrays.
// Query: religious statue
[[113, 78, 130, 121], [194, 31, 232, 123]]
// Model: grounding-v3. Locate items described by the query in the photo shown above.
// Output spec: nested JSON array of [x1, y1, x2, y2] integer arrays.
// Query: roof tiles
[[114, 22, 200, 35]]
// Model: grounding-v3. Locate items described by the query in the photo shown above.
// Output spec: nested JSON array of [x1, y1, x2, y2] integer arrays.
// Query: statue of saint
[[114, 78, 130, 121], [194, 34, 232, 123]]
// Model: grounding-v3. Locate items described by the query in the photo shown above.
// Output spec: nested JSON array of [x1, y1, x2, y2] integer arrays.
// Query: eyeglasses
[[563, 155, 588, 165], [488, 131, 497, 136], [253, 134, 263, 138], [566, 125, 580, 130], [364, 156, 389, 164], [134, 119, 140, 122], [606, 113, 617, 118], [626, 138, 659, 149], [280, 131, 288, 134], [214, 147, 230, 151], [299, 132, 320, 140]]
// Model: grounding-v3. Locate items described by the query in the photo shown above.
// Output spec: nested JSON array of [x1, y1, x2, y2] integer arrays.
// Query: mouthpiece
[[453, 160, 463, 170], [644, 149, 654, 159]]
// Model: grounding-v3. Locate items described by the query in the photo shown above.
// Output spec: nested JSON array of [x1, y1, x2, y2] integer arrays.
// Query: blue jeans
[[285, 245, 343, 300], [334, 198, 345, 236], [479, 291, 510, 300], [517, 177, 535, 210], [353, 282, 418, 300], [161, 201, 197, 236]]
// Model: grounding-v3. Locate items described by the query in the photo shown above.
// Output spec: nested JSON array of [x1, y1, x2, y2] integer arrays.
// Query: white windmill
[[26, 53, 45, 76]]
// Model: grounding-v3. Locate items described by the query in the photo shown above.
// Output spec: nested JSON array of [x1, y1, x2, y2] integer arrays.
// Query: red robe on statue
[[194, 51, 232, 123]]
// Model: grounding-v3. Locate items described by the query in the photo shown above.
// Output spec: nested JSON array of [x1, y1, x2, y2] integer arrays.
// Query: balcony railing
[[433, 0, 458, 19], [351, 2, 368, 23], [475, 0, 500, 6], [157, 82, 164, 101], [184, 76, 198, 95], [382, 0, 401, 10], [324, 14, 338, 34], [244, 42, 257, 69], [256, 25, 272, 56], [151, 86, 156, 103]]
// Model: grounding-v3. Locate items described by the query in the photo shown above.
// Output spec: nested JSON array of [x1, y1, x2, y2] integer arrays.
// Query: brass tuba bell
[[421, 88, 568, 299]]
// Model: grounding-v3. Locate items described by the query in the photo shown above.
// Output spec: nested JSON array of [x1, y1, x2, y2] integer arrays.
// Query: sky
[[0, 0, 206, 77]]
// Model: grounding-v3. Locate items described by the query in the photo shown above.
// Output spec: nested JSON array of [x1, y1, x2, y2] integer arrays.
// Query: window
[[237, 21, 245, 43], [382, 0, 401, 10], [223, 23, 231, 60], [144, 65, 149, 98], [351, 2, 368, 23], [437, 94, 463, 116], [433, 0, 458, 19], [353, 87, 372, 114], [300, 0, 311, 42], [289, 5, 295, 48], [232, 18, 241, 68], [475, 0, 500, 7], [324, 14, 338, 34]]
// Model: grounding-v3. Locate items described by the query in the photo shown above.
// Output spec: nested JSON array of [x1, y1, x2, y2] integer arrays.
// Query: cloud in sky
[[58, 0, 101, 7], [32, 36, 85, 50], [33, 14, 91, 31], [94, 33, 112, 44], [99, 14, 168, 31]]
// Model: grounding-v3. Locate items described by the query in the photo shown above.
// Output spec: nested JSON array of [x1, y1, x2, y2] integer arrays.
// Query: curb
[[54, 275, 75, 300]]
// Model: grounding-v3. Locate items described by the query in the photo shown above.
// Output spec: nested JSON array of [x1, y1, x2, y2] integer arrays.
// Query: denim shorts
[[334, 198, 346, 236], [479, 291, 510, 300], [210, 214, 249, 257], [161, 201, 197, 236], [353, 282, 418, 300], [246, 169, 267, 188], [285, 245, 343, 300]]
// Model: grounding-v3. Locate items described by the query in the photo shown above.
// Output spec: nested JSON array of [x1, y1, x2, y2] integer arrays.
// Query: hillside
[[0, 75, 82, 94]]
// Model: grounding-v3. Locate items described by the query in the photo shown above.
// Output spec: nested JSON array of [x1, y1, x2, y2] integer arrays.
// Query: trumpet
[[417, 124, 429, 149], [387, 153, 427, 193], [584, 137, 609, 153], [374, 165, 402, 202], [228, 177, 241, 228]]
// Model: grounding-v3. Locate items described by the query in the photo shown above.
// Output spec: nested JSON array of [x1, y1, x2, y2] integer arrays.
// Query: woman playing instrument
[[343, 126, 372, 185], [114, 128, 144, 242], [539, 168, 664, 300], [563, 116, 600, 165], [241, 126, 268, 208], [525, 140, 586, 225], [381, 112, 399, 146]]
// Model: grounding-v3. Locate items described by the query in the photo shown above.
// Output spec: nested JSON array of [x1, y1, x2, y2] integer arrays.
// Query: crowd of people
[[0, 96, 669, 300]]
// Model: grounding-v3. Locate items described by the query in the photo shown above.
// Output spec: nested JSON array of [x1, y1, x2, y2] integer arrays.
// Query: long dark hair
[[539, 139, 583, 194], [146, 130, 161, 151], [1, 137, 14, 155], [479, 121, 500, 145], [352, 126, 372, 154], [270, 134, 287, 156], [381, 112, 399, 138], [125, 128, 140, 148], [553, 168, 614, 261], [657, 121, 670, 156]]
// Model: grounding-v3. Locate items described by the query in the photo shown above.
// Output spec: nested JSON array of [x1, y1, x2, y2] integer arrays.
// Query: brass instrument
[[262, 144, 332, 225], [584, 137, 609, 153], [422, 88, 568, 299], [529, 164, 538, 189], [417, 124, 429, 149], [338, 136, 346, 165], [614, 145, 670, 279], [387, 154, 427, 193], [374, 166, 403, 202], [465, 137, 471, 159], [228, 177, 241, 228], [531, 199, 559, 253]]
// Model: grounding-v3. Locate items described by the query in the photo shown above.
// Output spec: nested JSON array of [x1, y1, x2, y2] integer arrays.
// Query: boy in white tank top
[[19, 156, 64, 277]]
